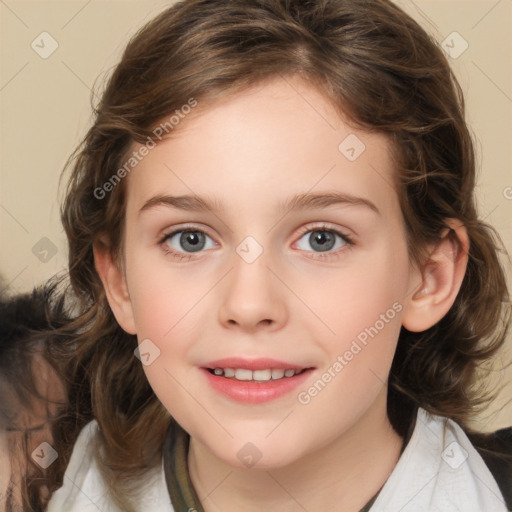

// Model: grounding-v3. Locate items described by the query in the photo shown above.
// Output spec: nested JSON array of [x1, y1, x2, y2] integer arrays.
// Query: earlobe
[[402, 219, 469, 333], [93, 240, 137, 335]]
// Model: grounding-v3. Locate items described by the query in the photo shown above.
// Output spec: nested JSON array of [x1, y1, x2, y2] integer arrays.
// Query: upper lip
[[202, 357, 313, 371]]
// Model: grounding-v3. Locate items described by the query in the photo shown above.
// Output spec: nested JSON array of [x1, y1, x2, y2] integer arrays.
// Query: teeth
[[252, 369, 271, 381], [235, 369, 253, 381], [224, 368, 235, 378], [210, 367, 304, 381], [271, 369, 285, 379]]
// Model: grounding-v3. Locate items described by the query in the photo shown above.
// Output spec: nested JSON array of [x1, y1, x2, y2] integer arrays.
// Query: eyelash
[[158, 223, 354, 262]]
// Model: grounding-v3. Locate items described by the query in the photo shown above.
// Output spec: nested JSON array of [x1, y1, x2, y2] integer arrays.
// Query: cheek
[[297, 247, 408, 338], [124, 252, 212, 408], [124, 243, 205, 339]]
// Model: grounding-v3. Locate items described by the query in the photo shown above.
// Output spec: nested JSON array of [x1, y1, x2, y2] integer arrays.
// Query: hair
[[0, 279, 74, 512], [56, 0, 511, 509]]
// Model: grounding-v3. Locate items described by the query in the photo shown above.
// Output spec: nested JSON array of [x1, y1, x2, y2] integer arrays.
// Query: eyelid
[[293, 222, 354, 251], [158, 223, 218, 244], [158, 221, 354, 261], [158, 224, 219, 262], [295, 222, 353, 239], [158, 222, 352, 244]]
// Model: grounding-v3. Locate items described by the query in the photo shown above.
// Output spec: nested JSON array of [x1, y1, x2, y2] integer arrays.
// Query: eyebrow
[[139, 191, 380, 216]]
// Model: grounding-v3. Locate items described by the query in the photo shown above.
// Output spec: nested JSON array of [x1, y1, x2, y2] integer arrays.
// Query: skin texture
[[95, 76, 469, 511]]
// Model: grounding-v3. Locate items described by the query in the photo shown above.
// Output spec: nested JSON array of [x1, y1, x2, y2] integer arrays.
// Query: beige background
[[0, 0, 511, 430]]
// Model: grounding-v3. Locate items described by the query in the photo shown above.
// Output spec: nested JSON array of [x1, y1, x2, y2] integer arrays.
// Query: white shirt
[[47, 407, 508, 511]]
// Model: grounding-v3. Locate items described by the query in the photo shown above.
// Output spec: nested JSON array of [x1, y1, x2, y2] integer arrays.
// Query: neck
[[187, 387, 405, 512]]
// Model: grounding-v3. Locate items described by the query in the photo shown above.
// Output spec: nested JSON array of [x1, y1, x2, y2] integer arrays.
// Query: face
[[116, 76, 418, 468]]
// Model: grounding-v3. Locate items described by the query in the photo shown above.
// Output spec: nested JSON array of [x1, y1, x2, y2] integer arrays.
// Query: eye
[[294, 225, 353, 256], [159, 224, 353, 262], [160, 227, 217, 259]]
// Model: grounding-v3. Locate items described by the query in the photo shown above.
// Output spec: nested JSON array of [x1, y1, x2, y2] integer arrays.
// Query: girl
[[46, 0, 511, 510]]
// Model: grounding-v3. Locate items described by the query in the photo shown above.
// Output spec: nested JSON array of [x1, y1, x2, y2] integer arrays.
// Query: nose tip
[[218, 252, 287, 333]]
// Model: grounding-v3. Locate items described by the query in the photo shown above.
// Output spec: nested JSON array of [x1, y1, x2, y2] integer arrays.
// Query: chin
[[209, 435, 308, 471]]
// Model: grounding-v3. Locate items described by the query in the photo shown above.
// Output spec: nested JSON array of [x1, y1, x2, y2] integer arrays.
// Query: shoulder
[[46, 420, 120, 511], [47, 420, 174, 512], [370, 408, 510, 512]]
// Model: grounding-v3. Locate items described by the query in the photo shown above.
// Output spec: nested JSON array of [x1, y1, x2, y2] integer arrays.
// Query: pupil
[[180, 231, 205, 252], [310, 231, 334, 252]]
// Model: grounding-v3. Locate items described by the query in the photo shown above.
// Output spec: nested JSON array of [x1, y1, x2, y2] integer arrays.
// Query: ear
[[402, 219, 469, 332], [93, 238, 137, 335]]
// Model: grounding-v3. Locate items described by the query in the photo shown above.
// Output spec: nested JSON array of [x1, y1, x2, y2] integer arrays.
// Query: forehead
[[124, 76, 399, 221]]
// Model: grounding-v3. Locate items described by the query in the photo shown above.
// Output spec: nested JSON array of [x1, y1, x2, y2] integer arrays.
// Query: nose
[[217, 246, 288, 334]]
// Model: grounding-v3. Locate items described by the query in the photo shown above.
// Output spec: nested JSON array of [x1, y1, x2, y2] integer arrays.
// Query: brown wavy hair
[[56, 0, 511, 509]]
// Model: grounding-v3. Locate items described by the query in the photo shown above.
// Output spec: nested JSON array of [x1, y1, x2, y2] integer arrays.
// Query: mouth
[[200, 357, 315, 404], [205, 367, 311, 382]]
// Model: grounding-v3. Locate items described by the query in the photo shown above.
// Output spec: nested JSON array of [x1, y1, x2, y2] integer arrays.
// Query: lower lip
[[201, 368, 314, 404]]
